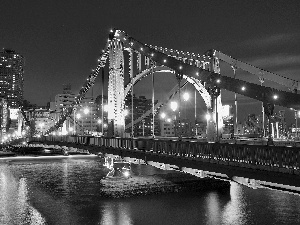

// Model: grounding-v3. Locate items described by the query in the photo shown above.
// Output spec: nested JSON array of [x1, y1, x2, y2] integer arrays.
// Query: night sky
[[1, 0, 300, 123]]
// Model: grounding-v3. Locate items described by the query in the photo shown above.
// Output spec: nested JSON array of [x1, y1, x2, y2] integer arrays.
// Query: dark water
[[1, 156, 300, 225]]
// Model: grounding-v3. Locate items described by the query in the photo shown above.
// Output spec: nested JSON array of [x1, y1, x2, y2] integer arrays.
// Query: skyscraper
[[0, 49, 24, 108]]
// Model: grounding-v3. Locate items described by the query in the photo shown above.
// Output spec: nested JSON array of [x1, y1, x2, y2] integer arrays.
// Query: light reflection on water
[[1, 158, 300, 225], [0, 167, 46, 224]]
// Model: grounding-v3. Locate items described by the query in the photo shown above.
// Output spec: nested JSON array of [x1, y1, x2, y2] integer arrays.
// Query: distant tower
[[0, 49, 24, 108]]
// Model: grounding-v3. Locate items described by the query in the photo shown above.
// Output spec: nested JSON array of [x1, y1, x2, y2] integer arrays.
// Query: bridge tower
[[107, 39, 125, 137]]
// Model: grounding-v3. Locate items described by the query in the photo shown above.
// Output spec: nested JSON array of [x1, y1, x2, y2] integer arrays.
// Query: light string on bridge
[[17, 28, 300, 142]]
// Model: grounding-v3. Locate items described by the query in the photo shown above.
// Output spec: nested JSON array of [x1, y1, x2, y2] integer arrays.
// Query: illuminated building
[[0, 49, 24, 108], [51, 85, 98, 135], [0, 98, 8, 138]]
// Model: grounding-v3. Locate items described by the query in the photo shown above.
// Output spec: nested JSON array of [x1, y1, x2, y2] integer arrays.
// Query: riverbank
[[100, 171, 230, 198]]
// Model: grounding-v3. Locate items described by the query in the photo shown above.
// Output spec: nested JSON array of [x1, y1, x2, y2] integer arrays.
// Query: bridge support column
[[263, 102, 274, 145], [107, 40, 125, 137]]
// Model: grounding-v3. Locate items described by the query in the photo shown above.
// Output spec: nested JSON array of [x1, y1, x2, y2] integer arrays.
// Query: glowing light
[[216, 79, 221, 83], [241, 86, 246, 91], [97, 119, 102, 124], [221, 105, 230, 118], [273, 94, 278, 100], [103, 104, 109, 112], [76, 114, 81, 119], [170, 101, 178, 111], [205, 114, 211, 121], [123, 171, 130, 177], [84, 108, 89, 114], [179, 65, 182, 70], [160, 112, 166, 119], [151, 53, 154, 57], [166, 118, 171, 123], [124, 109, 129, 116], [163, 59, 167, 63], [140, 47, 143, 51], [183, 92, 189, 101]]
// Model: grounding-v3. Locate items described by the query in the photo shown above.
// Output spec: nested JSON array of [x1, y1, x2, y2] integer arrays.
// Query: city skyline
[[1, 0, 300, 123]]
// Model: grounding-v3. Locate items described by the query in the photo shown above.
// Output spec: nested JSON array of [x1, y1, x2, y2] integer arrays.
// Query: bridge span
[[31, 135, 300, 193]]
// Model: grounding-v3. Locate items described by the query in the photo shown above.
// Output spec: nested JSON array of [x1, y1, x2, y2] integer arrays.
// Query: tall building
[[50, 85, 99, 135], [0, 49, 24, 108]]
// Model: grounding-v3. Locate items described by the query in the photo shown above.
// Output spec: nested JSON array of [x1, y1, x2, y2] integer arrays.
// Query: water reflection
[[100, 202, 133, 225], [222, 182, 249, 225], [1, 158, 300, 224], [0, 165, 46, 224]]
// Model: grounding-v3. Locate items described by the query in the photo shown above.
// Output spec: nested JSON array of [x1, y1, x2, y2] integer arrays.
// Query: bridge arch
[[19, 28, 300, 143], [123, 65, 225, 139]]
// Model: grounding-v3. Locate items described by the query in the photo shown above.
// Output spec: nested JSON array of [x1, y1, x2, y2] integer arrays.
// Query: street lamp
[[170, 101, 178, 112], [205, 113, 211, 121], [183, 92, 189, 101]]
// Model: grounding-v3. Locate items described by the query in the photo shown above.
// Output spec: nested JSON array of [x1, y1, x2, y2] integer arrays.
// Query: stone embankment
[[100, 172, 230, 198]]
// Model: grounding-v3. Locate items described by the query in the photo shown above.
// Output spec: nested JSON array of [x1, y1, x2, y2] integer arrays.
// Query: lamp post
[[76, 113, 82, 135], [183, 91, 189, 119]]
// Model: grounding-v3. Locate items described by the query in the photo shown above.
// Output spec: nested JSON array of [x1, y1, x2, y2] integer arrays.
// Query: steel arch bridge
[[19, 29, 300, 142]]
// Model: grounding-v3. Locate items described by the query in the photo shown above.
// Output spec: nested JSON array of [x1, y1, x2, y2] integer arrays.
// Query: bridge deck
[[31, 136, 300, 189]]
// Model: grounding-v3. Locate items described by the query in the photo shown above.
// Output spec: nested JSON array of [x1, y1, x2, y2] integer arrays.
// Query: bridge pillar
[[263, 102, 274, 145], [107, 40, 125, 137]]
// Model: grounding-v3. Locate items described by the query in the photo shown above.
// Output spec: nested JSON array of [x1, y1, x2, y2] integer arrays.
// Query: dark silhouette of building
[[125, 94, 160, 136]]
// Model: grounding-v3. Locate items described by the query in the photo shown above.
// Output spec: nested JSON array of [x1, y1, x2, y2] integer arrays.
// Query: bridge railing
[[33, 136, 300, 173]]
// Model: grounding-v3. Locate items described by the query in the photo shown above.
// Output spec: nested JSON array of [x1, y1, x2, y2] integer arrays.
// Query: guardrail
[[32, 135, 300, 174]]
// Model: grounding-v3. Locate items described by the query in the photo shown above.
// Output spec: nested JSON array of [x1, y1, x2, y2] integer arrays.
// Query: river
[[1, 156, 300, 225]]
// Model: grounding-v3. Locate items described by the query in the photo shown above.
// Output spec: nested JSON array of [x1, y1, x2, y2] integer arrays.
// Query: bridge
[[7, 29, 300, 192], [32, 135, 300, 194]]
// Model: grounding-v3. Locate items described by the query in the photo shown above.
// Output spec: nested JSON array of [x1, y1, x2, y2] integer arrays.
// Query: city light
[[124, 109, 129, 116], [76, 114, 81, 119], [170, 101, 178, 111], [183, 92, 189, 101], [97, 119, 102, 124], [160, 112, 166, 119], [103, 104, 109, 112], [83, 108, 89, 114], [205, 114, 211, 121]]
